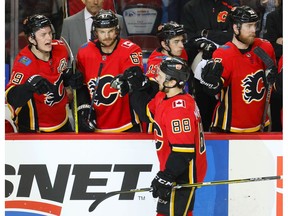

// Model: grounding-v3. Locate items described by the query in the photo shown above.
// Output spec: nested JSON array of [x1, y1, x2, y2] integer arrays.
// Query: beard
[[238, 34, 255, 46]]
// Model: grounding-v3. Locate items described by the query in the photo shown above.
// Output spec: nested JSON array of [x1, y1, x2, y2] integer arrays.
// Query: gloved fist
[[151, 171, 175, 201], [200, 60, 223, 95], [123, 66, 149, 91], [63, 69, 83, 89], [194, 38, 218, 60], [110, 74, 130, 96], [266, 66, 277, 85], [77, 104, 96, 132], [25, 75, 54, 95]]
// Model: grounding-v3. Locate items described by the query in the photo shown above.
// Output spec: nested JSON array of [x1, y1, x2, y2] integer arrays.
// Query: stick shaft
[[175, 175, 281, 189], [88, 63, 103, 120], [253, 46, 275, 132], [89, 175, 281, 212], [60, 37, 79, 133]]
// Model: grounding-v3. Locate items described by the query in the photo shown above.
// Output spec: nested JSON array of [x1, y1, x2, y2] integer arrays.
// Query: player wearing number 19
[[76, 9, 143, 132], [5, 14, 82, 133], [111, 57, 207, 216]]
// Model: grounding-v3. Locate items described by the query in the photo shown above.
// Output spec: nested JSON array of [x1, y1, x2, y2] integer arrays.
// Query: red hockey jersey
[[5, 40, 69, 132], [147, 92, 207, 182], [77, 39, 143, 132], [212, 38, 276, 132]]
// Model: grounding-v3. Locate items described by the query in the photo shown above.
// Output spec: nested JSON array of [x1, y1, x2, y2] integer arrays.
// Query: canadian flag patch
[[172, 99, 186, 108]]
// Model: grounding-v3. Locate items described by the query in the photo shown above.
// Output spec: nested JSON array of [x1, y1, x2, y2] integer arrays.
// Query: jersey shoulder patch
[[156, 55, 167, 60], [80, 42, 89, 49], [18, 56, 32, 66], [219, 44, 231, 50]]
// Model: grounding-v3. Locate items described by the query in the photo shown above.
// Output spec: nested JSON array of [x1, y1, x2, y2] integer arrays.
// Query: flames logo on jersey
[[44, 76, 65, 106], [241, 70, 265, 104], [217, 11, 228, 23], [88, 75, 118, 106]]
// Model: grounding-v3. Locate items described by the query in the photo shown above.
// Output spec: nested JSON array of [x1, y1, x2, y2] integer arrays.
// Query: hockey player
[[111, 57, 207, 216], [76, 9, 143, 132], [146, 21, 188, 81], [5, 14, 81, 132], [200, 5, 277, 132], [142, 21, 189, 132]]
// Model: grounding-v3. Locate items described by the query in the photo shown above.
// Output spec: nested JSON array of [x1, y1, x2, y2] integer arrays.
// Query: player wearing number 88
[[76, 9, 144, 132], [111, 56, 207, 216]]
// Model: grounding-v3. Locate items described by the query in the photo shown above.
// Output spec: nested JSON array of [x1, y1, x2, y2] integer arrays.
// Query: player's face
[[238, 22, 257, 45], [96, 27, 118, 47], [83, 0, 105, 16], [155, 69, 168, 92], [33, 26, 53, 52], [168, 35, 185, 56]]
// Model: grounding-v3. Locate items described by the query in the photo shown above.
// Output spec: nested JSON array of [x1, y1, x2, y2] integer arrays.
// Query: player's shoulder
[[147, 50, 166, 64], [51, 39, 69, 55], [51, 39, 66, 49], [119, 38, 141, 50], [253, 38, 273, 52], [216, 42, 234, 52], [78, 41, 95, 54], [214, 42, 237, 59], [149, 48, 161, 58], [14, 47, 35, 67]]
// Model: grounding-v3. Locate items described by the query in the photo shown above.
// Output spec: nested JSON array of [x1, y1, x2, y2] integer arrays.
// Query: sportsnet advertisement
[[5, 134, 282, 216]]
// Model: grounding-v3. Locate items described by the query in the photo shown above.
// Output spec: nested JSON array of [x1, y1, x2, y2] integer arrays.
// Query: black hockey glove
[[194, 38, 218, 60], [151, 171, 175, 201], [63, 69, 84, 89], [25, 75, 54, 95], [77, 104, 96, 132], [110, 74, 130, 96], [200, 60, 223, 95], [265, 65, 277, 85], [123, 66, 149, 91]]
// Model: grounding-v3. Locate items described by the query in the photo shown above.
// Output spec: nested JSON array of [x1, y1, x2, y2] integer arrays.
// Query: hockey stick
[[253, 46, 276, 132], [89, 175, 281, 212], [87, 63, 104, 129], [60, 37, 79, 133]]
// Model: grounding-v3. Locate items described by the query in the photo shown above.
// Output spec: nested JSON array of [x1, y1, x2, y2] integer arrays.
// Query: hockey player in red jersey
[[144, 21, 190, 132], [200, 5, 277, 132], [111, 57, 207, 216], [146, 21, 188, 81], [76, 9, 143, 132], [5, 14, 81, 132]]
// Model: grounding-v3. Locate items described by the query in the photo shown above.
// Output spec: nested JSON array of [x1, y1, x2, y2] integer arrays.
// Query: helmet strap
[[234, 23, 246, 44], [162, 40, 175, 57], [161, 76, 177, 92]]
